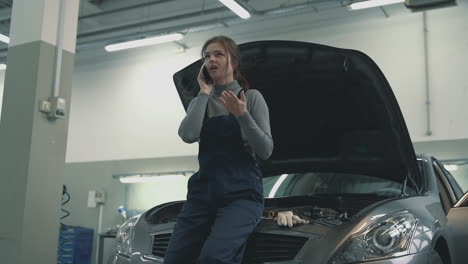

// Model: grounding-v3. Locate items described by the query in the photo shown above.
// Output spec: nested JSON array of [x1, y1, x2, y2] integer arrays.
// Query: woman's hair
[[201, 35, 250, 89]]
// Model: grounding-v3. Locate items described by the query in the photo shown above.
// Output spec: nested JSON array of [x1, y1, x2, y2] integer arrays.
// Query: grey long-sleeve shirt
[[178, 80, 274, 160]]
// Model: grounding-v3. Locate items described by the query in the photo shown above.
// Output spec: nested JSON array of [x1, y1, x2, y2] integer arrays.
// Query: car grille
[[243, 232, 308, 263], [152, 232, 308, 263], [152, 232, 171, 258]]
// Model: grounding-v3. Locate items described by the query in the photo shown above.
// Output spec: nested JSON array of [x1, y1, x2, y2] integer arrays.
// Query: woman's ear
[[231, 59, 238, 74]]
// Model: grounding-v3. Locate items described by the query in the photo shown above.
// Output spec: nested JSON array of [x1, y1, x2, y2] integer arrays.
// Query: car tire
[[431, 250, 444, 264]]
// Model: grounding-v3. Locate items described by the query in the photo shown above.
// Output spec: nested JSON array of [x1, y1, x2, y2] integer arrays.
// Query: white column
[[0, 0, 79, 263]]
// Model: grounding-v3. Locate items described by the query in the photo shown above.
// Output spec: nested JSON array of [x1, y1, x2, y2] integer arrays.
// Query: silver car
[[108, 41, 468, 264]]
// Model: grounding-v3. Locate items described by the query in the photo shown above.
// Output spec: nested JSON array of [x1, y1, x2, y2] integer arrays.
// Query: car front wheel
[[431, 250, 444, 264]]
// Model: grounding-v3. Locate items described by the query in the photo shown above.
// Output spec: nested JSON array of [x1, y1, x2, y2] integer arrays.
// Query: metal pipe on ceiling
[[0, 0, 175, 23], [79, 0, 175, 20], [76, 1, 342, 52], [78, 6, 228, 39], [76, 17, 233, 48], [0, 0, 343, 59], [78, 0, 339, 41]]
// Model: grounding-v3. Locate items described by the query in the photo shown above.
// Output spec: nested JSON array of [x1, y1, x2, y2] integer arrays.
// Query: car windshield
[[441, 160, 468, 197], [263, 172, 414, 199]]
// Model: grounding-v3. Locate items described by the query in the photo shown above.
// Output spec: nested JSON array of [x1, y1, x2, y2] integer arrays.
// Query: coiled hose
[[57, 185, 73, 264]]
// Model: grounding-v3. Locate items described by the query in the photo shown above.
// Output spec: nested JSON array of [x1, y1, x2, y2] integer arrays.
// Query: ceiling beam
[[80, 0, 175, 20], [78, 6, 228, 39]]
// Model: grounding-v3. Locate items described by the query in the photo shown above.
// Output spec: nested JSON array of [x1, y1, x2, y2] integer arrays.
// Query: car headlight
[[332, 211, 417, 264], [114, 214, 141, 258]]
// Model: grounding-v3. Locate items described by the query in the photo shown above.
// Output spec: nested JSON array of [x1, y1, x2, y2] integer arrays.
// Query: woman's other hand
[[276, 211, 309, 227], [220, 90, 247, 117], [198, 63, 213, 95]]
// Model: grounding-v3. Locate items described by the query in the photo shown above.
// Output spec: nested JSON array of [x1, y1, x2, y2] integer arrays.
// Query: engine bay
[[145, 194, 380, 226], [276, 206, 355, 226]]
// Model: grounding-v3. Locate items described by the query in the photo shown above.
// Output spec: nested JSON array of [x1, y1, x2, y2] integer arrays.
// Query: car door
[[433, 159, 468, 264], [447, 195, 468, 264]]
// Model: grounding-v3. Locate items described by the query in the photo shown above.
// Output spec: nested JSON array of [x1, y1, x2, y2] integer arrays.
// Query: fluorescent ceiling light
[[119, 174, 186, 183], [444, 165, 458, 171], [0, 33, 9, 44], [349, 0, 404, 10], [218, 0, 251, 19], [105, 33, 184, 52]]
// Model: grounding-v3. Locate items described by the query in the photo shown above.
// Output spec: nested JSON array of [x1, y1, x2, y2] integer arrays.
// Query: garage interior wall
[[0, 2, 467, 263], [62, 155, 198, 261], [0, 77, 2, 117], [66, 3, 468, 164]]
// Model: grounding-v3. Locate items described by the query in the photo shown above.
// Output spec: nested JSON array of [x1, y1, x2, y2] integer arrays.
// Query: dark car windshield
[[263, 172, 415, 199]]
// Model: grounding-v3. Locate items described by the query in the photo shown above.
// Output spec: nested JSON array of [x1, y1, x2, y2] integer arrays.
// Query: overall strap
[[237, 88, 247, 99]]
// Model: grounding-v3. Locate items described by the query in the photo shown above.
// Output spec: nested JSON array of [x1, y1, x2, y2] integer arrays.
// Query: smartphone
[[202, 66, 214, 85]]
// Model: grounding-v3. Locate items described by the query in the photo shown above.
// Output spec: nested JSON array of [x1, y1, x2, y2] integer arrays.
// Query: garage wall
[[63, 154, 197, 233], [67, 46, 201, 163], [0, 71, 4, 121], [62, 155, 197, 264], [424, 7, 468, 142], [0, 5, 466, 162], [413, 138, 468, 160], [64, 3, 468, 163]]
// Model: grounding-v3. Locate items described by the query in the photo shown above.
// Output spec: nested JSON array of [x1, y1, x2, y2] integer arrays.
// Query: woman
[[164, 36, 307, 264]]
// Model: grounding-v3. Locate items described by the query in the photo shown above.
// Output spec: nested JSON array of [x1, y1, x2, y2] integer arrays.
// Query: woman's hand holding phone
[[198, 63, 213, 95]]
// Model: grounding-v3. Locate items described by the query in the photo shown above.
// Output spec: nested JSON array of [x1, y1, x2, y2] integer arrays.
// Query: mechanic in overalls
[[164, 36, 308, 264]]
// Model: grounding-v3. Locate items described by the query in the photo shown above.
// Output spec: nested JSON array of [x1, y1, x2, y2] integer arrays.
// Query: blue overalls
[[164, 89, 264, 264]]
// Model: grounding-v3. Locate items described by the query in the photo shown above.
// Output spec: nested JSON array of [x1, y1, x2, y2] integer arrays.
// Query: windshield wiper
[[308, 192, 392, 200]]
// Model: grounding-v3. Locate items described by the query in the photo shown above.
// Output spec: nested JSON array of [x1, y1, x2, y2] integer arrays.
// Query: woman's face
[[203, 42, 234, 85]]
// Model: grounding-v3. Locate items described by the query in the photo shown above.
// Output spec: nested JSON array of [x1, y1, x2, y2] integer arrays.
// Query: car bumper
[[107, 253, 131, 264], [108, 251, 432, 264], [355, 251, 432, 264], [107, 252, 163, 264]]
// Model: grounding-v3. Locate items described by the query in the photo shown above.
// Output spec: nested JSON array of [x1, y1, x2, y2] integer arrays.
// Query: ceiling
[[75, 0, 357, 48], [0, 0, 462, 60]]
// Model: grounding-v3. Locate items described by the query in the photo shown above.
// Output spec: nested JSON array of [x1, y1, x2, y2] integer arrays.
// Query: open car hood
[[173, 41, 420, 185]]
